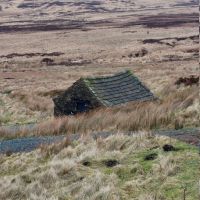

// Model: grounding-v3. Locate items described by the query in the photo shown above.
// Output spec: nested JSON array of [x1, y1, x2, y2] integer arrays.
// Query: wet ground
[[0, 128, 199, 154]]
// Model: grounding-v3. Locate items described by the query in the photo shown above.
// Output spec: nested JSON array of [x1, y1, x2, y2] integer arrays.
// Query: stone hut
[[53, 70, 155, 116]]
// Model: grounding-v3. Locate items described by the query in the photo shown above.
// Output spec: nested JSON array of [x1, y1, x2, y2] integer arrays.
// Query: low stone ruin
[[53, 71, 156, 116]]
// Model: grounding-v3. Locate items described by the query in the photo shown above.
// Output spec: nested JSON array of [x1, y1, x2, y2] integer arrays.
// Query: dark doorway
[[75, 99, 91, 113]]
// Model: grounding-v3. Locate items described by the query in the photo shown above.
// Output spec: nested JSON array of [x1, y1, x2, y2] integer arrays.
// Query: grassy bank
[[0, 132, 199, 199]]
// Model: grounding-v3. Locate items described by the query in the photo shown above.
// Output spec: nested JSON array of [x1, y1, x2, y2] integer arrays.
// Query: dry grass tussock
[[0, 133, 199, 200], [40, 137, 71, 158], [0, 91, 54, 126], [0, 85, 198, 139], [9, 91, 53, 112]]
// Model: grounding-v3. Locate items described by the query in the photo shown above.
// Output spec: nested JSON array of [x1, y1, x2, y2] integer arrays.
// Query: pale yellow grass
[[0, 133, 199, 200], [0, 84, 198, 139], [0, 0, 198, 132]]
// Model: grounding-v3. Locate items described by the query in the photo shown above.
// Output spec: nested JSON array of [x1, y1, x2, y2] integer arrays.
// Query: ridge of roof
[[83, 70, 134, 81]]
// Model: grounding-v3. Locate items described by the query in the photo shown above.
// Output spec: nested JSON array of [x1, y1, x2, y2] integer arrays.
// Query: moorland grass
[[0, 133, 199, 200], [0, 85, 198, 140]]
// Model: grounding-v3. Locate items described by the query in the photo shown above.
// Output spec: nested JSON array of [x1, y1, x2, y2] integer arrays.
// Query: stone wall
[[53, 79, 102, 116]]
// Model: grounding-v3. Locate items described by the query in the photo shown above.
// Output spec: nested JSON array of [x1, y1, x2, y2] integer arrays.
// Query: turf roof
[[83, 70, 155, 106]]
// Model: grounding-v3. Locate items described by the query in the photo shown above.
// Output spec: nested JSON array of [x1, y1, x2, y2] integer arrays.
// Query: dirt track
[[0, 128, 199, 154]]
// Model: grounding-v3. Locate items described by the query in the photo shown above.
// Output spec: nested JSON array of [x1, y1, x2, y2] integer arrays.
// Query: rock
[[103, 159, 119, 167], [163, 144, 176, 152]]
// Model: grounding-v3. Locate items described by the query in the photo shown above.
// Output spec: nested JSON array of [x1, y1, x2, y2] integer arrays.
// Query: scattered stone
[[103, 159, 119, 167], [163, 144, 176, 152], [144, 153, 158, 161]]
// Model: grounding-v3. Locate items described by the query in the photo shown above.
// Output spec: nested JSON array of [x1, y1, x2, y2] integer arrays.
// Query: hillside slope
[[0, 132, 199, 200]]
